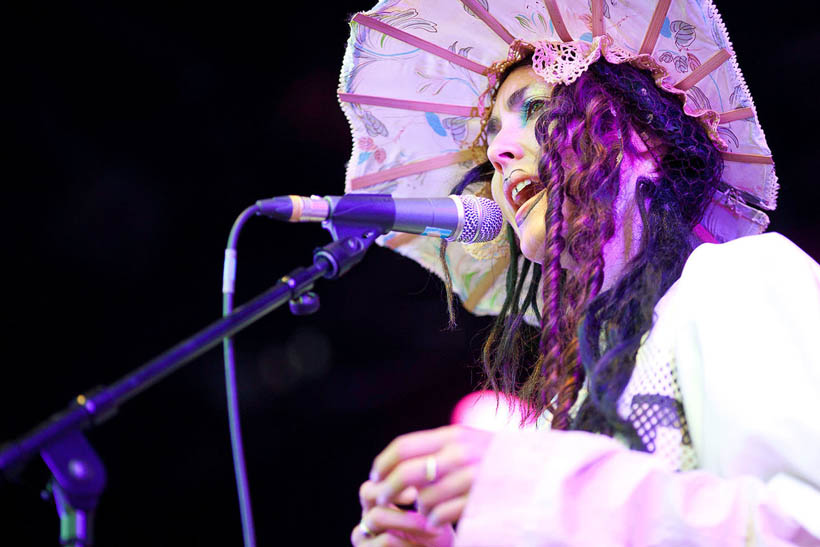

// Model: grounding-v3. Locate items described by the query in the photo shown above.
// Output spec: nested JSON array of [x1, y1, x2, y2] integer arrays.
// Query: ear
[[632, 127, 667, 158], [622, 128, 663, 185], [631, 127, 650, 153]]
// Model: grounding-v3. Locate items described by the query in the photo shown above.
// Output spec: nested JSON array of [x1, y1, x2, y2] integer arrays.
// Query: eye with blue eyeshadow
[[520, 97, 547, 124], [485, 92, 548, 143]]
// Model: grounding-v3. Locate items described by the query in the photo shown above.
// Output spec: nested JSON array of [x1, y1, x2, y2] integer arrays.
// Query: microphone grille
[[455, 196, 504, 243]]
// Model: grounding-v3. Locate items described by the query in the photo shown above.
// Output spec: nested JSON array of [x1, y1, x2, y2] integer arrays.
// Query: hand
[[350, 498, 454, 546], [368, 425, 493, 527]]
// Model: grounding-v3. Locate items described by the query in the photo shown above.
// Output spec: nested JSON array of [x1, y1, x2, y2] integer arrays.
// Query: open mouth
[[509, 178, 540, 210], [501, 172, 545, 227], [514, 190, 545, 227]]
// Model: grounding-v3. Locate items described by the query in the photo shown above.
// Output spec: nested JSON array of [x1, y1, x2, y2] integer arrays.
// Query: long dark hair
[[474, 58, 722, 439]]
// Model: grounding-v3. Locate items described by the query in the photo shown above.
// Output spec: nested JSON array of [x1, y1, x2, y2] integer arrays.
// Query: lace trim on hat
[[706, 0, 776, 211], [531, 35, 726, 152]]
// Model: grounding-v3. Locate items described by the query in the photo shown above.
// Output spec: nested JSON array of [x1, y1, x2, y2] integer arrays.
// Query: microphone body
[[256, 194, 503, 243]]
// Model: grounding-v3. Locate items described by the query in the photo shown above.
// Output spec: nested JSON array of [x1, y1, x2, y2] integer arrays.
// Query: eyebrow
[[506, 85, 530, 111]]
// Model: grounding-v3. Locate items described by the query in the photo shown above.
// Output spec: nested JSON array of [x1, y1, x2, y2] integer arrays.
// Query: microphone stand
[[0, 221, 382, 545]]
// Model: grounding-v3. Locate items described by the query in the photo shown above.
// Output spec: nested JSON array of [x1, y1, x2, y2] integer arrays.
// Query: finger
[[371, 426, 456, 481], [352, 520, 396, 546], [362, 482, 417, 513], [351, 521, 379, 546], [395, 486, 418, 506], [374, 454, 454, 506], [351, 523, 365, 545], [363, 506, 438, 537], [359, 480, 378, 512], [427, 495, 469, 528], [417, 465, 475, 516], [375, 437, 479, 506]]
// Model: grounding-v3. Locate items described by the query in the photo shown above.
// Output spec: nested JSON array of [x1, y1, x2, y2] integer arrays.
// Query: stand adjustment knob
[[289, 292, 320, 316]]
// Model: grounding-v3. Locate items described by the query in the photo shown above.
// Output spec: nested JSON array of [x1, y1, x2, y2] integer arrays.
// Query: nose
[[487, 130, 524, 173]]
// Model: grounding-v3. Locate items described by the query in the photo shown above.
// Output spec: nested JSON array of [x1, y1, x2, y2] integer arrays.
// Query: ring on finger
[[359, 519, 375, 538], [425, 455, 437, 483]]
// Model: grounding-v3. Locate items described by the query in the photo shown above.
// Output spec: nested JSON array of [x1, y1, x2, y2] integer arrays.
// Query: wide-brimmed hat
[[337, 0, 775, 320]]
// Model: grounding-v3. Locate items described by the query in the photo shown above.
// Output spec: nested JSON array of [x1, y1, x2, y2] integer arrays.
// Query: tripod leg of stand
[[41, 430, 106, 546]]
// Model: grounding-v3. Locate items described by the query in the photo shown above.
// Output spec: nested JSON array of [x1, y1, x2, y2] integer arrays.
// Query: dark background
[[5, 2, 819, 545]]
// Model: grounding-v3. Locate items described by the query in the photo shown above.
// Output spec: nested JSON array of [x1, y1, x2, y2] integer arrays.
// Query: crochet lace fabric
[[565, 355, 697, 472], [532, 41, 599, 86], [532, 36, 636, 87], [616, 352, 698, 472]]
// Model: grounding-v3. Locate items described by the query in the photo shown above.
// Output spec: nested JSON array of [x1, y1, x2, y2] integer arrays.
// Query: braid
[[518, 116, 570, 423], [552, 339, 582, 430], [536, 172, 566, 415], [438, 240, 457, 329]]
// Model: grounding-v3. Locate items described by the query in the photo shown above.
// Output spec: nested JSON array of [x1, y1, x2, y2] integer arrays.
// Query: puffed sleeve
[[455, 233, 820, 546]]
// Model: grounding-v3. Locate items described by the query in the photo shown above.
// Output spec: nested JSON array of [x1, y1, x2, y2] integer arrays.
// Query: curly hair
[[473, 58, 722, 439]]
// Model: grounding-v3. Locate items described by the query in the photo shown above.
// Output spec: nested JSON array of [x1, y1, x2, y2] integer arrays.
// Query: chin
[[519, 238, 545, 265], [515, 218, 547, 264]]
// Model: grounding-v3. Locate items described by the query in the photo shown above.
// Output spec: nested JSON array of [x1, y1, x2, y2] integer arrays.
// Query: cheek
[[490, 171, 503, 204], [518, 200, 547, 263], [526, 129, 541, 156]]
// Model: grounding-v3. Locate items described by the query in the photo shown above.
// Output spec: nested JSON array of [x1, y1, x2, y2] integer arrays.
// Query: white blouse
[[456, 233, 820, 546]]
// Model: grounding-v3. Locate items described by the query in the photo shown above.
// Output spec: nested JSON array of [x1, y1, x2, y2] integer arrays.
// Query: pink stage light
[[450, 390, 539, 432]]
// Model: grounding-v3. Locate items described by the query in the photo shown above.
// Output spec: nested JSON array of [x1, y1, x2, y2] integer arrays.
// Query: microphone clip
[[314, 222, 381, 279]]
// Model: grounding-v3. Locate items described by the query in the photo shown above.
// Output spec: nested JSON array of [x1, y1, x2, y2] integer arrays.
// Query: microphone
[[256, 194, 503, 243]]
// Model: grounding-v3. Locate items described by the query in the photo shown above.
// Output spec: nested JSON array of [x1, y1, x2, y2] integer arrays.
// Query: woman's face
[[487, 65, 653, 287], [487, 66, 552, 264]]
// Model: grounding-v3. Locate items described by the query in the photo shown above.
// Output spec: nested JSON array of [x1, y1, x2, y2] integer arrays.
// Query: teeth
[[511, 179, 533, 202]]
